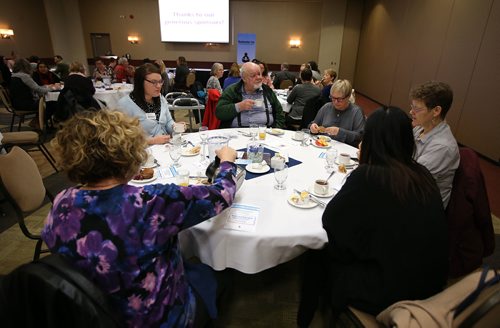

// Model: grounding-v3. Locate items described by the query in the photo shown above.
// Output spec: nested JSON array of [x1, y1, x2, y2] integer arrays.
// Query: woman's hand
[[310, 123, 319, 134], [325, 126, 340, 136], [216, 146, 237, 163], [148, 135, 171, 145]]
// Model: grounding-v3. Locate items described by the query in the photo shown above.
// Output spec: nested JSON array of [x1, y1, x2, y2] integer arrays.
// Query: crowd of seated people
[[1, 50, 480, 327]]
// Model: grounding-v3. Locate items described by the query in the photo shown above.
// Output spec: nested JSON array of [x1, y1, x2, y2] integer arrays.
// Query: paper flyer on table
[[224, 204, 259, 232], [157, 167, 176, 179]]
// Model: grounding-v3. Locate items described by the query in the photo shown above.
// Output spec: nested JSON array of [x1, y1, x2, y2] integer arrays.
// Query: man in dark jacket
[[216, 62, 285, 128], [272, 62, 296, 89]]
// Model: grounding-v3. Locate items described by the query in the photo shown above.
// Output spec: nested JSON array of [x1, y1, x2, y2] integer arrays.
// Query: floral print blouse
[[42, 162, 237, 327]]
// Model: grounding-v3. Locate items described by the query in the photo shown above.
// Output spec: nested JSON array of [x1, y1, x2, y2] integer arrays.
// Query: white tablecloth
[[46, 83, 133, 110], [275, 89, 291, 113], [140, 129, 358, 274]]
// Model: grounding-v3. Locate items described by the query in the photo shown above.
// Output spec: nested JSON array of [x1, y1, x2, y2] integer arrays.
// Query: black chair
[[0, 254, 123, 327], [300, 95, 327, 129]]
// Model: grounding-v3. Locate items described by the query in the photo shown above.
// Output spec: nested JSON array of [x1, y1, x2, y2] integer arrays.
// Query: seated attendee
[[319, 68, 337, 100], [42, 109, 238, 328], [206, 62, 224, 94], [307, 60, 322, 82], [154, 59, 170, 96], [92, 58, 113, 81], [113, 57, 135, 83], [273, 62, 296, 89], [56, 61, 100, 122], [53, 55, 69, 80], [410, 81, 459, 208], [297, 107, 448, 326], [216, 62, 285, 128], [309, 79, 365, 147], [252, 59, 274, 89], [117, 63, 178, 145], [9, 58, 59, 124], [286, 68, 321, 129], [33, 61, 61, 86], [223, 63, 241, 90]]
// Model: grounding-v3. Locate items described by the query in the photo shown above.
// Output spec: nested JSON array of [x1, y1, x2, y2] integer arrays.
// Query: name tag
[[145, 113, 156, 120]]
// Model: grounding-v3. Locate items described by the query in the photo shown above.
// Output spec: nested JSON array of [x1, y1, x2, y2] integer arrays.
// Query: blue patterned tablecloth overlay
[[237, 148, 302, 180]]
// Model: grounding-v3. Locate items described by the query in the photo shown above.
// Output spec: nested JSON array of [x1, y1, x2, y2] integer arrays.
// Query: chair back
[[0, 146, 46, 212], [300, 95, 327, 129], [0, 85, 14, 112], [38, 96, 46, 132], [279, 79, 293, 89], [446, 148, 495, 278], [0, 253, 123, 327]]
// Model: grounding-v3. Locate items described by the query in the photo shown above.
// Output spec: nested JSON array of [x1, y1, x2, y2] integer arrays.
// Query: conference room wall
[[0, 0, 53, 59], [77, 0, 325, 66], [355, 0, 500, 162]]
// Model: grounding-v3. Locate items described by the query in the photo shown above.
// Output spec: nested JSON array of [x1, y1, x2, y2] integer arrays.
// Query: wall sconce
[[289, 39, 301, 48], [0, 29, 14, 39], [127, 35, 139, 44]]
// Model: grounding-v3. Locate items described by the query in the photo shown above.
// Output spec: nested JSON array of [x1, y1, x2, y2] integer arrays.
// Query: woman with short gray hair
[[206, 62, 223, 94]]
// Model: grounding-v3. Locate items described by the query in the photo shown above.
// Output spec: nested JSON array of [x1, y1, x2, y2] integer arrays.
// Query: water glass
[[176, 169, 189, 186], [198, 126, 209, 163], [168, 144, 182, 167], [300, 129, 310, 147], [325, 148, 338, 172], [247, 142, 264, 163], [249, 124, 258, 140], [274, 164, 288, 190]]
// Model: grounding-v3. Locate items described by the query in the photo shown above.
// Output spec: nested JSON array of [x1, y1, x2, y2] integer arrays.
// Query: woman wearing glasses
[[118, 63, 177, 145], [309, 79, 365, 147]]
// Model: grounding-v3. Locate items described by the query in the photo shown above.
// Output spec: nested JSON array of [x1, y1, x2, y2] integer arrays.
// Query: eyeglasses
[[410, 104, 428, 113], [330, 96, 347, 102], [145, 79, 164, 86]]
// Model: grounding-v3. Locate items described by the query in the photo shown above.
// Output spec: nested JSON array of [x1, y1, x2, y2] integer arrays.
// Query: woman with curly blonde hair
[[42, 109, 238, 327]]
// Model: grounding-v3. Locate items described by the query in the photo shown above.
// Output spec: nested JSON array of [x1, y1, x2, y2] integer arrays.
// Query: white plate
[[316, 135, 332, 142], [291, 135, 304, 141], [312, 140, 332, 149], [335, 158, 357, 167], [308, 186, 336, 198], [130, 176, 157, 184], [267, 128, 285, 136], [181, 148, 200, 157], [245, 163, 270, 174], [287, 197, 318, 209]]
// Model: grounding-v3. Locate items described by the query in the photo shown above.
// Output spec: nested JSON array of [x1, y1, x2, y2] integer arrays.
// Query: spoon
[[325, 170, 335, 182]]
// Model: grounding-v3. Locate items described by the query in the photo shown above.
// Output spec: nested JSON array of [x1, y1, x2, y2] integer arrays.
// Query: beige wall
[[355, 0, 500, 161], [0, 0, 53, 59]]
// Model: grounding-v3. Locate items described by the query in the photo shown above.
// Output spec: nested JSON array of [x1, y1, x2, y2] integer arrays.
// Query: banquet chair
[[0, 253, 123, 327], [279, 79, 294, 90], [0, 97, 59, 172], [0, 85, 37, 132], [446, 147, 495, 278], [300, 95, 327, 129], [0, 146, 54, 261]]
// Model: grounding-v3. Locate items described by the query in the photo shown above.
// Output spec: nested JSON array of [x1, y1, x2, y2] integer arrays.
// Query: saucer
[[291, 135, 304, 141], [181, 146, 201, 156], [141, 159, 159, 169], [131, 176, 157, 184], [287, 197, 318, 209], [245, 163, 271, 174], [335, 158, 356, 167], [315, 135, 332, 142], [267, 128, 285, 136], [308, 186, 336, 198]]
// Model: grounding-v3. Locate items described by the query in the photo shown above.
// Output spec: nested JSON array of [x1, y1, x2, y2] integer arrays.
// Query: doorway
[[90, 33, 112, 57]]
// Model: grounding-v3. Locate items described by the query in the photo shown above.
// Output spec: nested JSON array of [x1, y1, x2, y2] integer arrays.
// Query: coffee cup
[[253, 98, 264, 107], [294, 131, 303, 141], [174, 122, 186, 133], [338, 153, 350, 165], [314, 179, 329, 195]]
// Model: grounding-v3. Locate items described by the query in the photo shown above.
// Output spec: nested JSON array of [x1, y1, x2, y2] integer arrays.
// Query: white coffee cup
[[253, 98, 264, 107], [338, 153, 350, 165], [294, 131, 304, 140], [174, 122, 186, 133], [314, 179, 329, 195]]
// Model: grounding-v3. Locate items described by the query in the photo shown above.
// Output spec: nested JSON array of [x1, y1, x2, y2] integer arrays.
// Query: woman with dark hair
[[297, 107, 448, 327], [117, 63, 177, 144], [307, 60, 321, 82], [33, 61, 61, 86], [174, 56, 189, 91]]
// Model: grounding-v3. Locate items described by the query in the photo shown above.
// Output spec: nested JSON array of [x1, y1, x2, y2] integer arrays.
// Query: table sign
[[224, 204, 259, 232]]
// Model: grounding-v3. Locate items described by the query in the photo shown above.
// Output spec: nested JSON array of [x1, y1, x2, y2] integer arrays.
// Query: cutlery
[[187, 141, 195, 147], [325, 170, 335, 182]]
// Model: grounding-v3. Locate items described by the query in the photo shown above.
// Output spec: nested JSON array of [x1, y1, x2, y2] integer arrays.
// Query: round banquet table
[[46, 83, 133, 110], [135, 128, 358, 274]]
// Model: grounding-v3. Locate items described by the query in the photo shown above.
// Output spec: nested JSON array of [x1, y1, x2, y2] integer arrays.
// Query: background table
[[140, 129, 358, 274]]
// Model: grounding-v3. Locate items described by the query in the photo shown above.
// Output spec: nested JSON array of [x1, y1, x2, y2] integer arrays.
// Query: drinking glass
[[168, 144, 182, 167], [325, 148, 338, 172], [274, 164, 288, 190], [258, 124, 267, 140], [198, 126, 209, 163], [300, 129, 310, 147], [249, 124, 258, 141]]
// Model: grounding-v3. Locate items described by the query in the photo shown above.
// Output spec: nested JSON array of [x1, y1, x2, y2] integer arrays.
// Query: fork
[[293, 189, 326, 207]]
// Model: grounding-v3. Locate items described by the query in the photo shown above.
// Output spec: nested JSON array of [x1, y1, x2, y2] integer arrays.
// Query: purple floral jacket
[[42, 162, 237, 327]]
